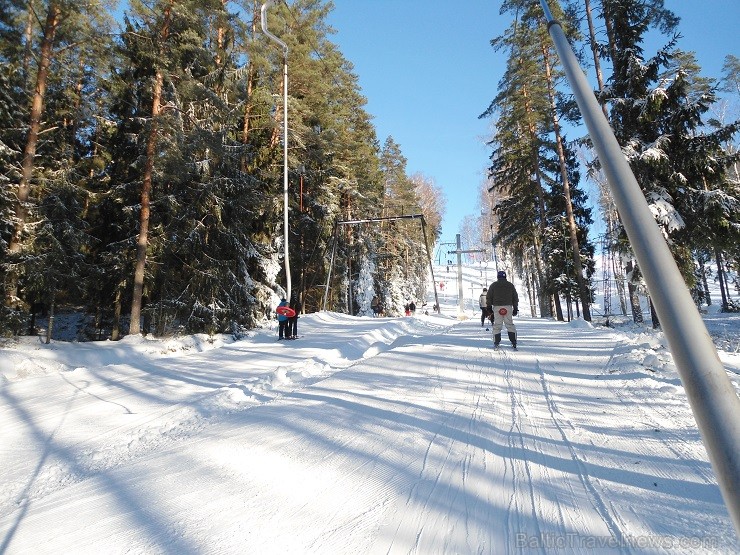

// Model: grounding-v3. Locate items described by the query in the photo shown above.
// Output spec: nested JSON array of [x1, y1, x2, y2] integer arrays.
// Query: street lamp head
[[261, 1, 288, 53]]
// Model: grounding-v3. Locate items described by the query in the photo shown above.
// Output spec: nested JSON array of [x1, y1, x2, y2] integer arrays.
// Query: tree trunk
[[527, 271, 537, 318], [269, 69, 284, 149], [241, 2, 258, 171], [22, 0, 36, 86], [7, 1, 61, 302], [649, 297, 660, 329], [553, 294, 564, 321], [603, 5, 617, 63], [129, 68, 163, 335], [69, 57, 85, 160], [611, 248, 628, 315], [112, 286, 122, 341], [214, 0, 228, 70], [584, 0, 608, 117], [715, 248, 728, 312], [45, 294, 55, 344], [241, 66, 255, 169], [699, 258, 711, 306], [523, 254, 537, 318], [130, 2, 172, 335]]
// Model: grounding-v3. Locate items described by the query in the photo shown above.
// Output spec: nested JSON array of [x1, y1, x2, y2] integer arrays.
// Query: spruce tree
[[601, 5, 739, 297], [377, 137, 426, 306], [482, 0, 574, 318], [0, 10, 27, 330]]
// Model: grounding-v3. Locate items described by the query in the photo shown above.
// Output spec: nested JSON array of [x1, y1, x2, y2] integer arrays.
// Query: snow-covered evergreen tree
[[355, 255, 376, 317], [0, 0, 442, 337], [382, 265, 407, 317]]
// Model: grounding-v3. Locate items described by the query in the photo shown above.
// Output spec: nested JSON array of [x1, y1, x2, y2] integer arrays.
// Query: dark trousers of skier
[[288, 315, 298, 338], [278, 319, 290, 340]]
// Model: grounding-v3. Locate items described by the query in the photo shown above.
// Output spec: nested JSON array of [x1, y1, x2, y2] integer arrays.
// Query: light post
[[261, 0, 291, 300]]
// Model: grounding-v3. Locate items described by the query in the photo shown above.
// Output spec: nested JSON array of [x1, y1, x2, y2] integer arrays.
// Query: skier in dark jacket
[[288, 295, 300, 339], [486, 270, 519, 348]]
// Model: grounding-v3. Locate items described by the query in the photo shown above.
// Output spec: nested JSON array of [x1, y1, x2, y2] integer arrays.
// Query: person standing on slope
[[288, 295, 300, 339], [277, 298, 291, 340], [479, 287, 489, 327], [486, 270, 519, 348], [371, 295, 381, 317]]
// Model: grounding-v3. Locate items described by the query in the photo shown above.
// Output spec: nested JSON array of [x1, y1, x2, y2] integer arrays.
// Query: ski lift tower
[[448, 234, 486, 317]]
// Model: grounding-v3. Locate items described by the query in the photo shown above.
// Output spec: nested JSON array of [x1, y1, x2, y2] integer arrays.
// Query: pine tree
[[7, 1, 60, 262], [482, 0, 576, 318], [586, 0, 676, 324], [541, 143, 596, 320], [277, 0, 384, 313], [1, 0, 114, 336], [535, 3, 593, 320]]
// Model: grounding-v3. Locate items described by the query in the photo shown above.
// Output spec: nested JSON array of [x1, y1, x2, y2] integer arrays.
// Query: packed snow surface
[[1, 265, 739, 554]]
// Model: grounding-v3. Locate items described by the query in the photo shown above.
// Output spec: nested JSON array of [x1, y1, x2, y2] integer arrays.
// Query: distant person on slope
[[486, 270, 519, 349], [479, 287, 489, 327], [371, 295, 382, 317]]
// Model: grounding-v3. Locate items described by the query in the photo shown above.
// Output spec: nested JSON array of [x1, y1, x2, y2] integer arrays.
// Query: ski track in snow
[[589, 334, 728, 543], [1, 302, 738, 553], [532, 356, 630, 552], [496, 343, 610, 554]]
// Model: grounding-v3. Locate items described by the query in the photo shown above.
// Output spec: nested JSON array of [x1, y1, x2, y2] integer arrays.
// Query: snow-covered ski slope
[[1, 262, 739, 553]]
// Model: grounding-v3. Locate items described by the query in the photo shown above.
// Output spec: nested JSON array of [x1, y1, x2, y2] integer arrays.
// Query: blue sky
[[325, 1, 740, 245]]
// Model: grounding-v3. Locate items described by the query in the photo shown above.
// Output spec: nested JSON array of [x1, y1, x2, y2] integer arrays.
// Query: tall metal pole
[[539, 0, 740, 534], [261, 1, 291, 301], [448, 235, 485, 317], [455, 234, 464, 315], [322, 223, 339, 312], [419, 217, 441, 314]]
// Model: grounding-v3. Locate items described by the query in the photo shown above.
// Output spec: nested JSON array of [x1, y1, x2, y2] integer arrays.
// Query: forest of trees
[[478, 0, 739, 325], [0, 0, 445, 339], [1, 0, 738, 340]]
